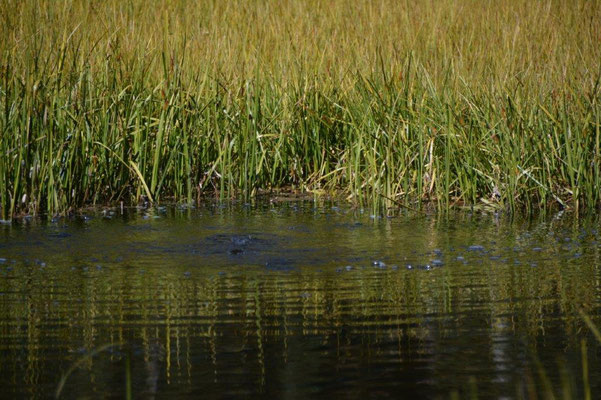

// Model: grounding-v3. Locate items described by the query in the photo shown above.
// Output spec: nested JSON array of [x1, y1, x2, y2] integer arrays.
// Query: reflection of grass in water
[[576, 310, 601, 400], [3, 213, 598, 398], [55, 342, 128, 399], [1, 1, 600, 218], [527, 311, 600, 400], [44, 271, 600, 399], [579, 310, 601, 344], [447, 310, 601, 400]]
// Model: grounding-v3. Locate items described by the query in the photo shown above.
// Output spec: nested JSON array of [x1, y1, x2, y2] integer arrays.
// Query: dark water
[[1, 202, 600, 399]]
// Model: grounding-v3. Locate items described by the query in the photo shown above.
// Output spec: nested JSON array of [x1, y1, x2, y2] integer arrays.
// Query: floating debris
[[468, 245, 485, 251]]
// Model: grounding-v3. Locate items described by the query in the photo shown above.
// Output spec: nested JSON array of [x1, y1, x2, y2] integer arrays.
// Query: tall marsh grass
[[1, 0, 600, 218]]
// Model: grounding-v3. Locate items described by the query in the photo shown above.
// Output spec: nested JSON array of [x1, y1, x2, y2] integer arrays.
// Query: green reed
[[1, 0, 600, 218]]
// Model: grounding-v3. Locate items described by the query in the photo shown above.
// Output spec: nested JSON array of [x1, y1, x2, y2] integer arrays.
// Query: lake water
[[0, 202, 600, 399]]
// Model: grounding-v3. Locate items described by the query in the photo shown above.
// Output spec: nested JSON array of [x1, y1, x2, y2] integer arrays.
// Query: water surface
[[1, 202, 600, 398]]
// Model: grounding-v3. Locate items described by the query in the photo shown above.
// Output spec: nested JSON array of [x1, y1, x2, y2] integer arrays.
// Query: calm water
[[0, 202, 600, 399]]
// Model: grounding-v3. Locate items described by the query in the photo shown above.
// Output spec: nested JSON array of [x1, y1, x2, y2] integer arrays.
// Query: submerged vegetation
[[1, 0, 600, 218]]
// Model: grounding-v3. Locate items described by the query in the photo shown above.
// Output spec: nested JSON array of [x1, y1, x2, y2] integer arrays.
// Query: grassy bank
[[1, 0, 600, 218]]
